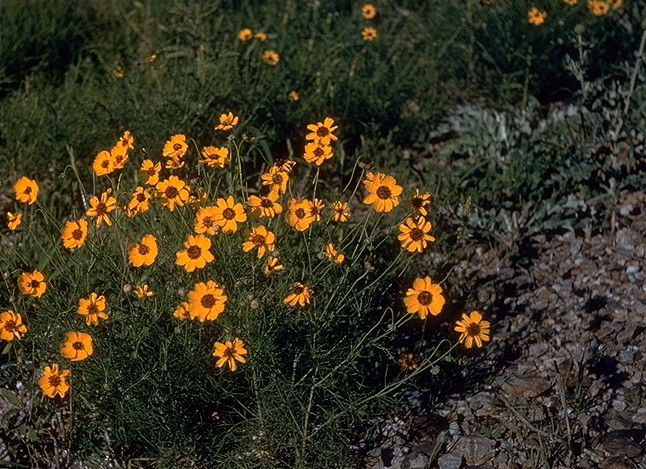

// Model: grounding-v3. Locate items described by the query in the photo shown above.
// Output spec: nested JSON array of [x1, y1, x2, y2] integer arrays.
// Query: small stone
[[437, 453, 463, 469], [452, 436, 496, 466], [499, 375, 551, 398]]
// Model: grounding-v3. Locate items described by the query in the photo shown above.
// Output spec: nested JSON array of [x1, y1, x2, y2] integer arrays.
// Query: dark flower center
[[222, 208, 236, 220], [95, 202, 107, 214], [376, 186, 392, 199], [272, 174, 283, 185], [48, 375, 62, 387], [24, 187, 32, 194], [101, 160, 110, 168], [293, 285, 304, 294], [295, 208, 306, 219], [316, 127, 329, 137], [165, 187, 179, 199], [314, 147, 324, 157], [87, 304, 99, 315], [201, 294, 216, 308], [187, 245, 202, 259], [173, 143, 182, 151], [410, 228, 424, 241], [72, 341, 84, 350], [72, 229, 83, 240], [147, 167, 157, 175], [136, 193, 147, 202], [30, 280, 40, 289], [466, 323, 481, 336], [4, 320, 16, 331], [261, 198, 273, 208], [138, 245, 150, 255], [202, 216, 214, 227], [252, 234, 266, 247], [412, 197, 422, 208], [418, 291, 432, 305]]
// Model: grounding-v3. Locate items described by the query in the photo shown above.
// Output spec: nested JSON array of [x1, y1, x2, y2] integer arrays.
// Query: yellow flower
[[113, 68, 124, 79], [215, 112, 239, 132], [0, 310, 27, 341], [363, 172, 403, 212], [260, 166, 290, 196], [7, 211, 22, 231], [279, 160, 297, 174], [176, 234, 215, 272], [528, 7, 547, 25], [242, 226, 276, 258], [263, 256, 284, 276], [286, 199, 315, 232], [135, 284, 154, 299], [455, 311, 491, 348], [212, 196, 247, 233], [173, 302, 191, 320], [304, 142, 333, 166], [156, 176, 190, 211], [263, 50, 280, 66], [362, 3, 377, 19], [39, 364, 71, 399], [126, 186, 152, 218], [61, 219, 89, 251], [128, 234, 158, 267], [398, 353, 419, 372], [194, 206, 220, 235], [404, 277, 445, 319], [110, 144, 129, 170], [238, 28, 253, 41], [140, 159, 162, 186], [92, 150, 115, 176], [410, 189, 432, 217], [18, 271, 47, 298], [309, 198, 325, 222], [213, 338, 248, 372], [187, 280, 228, 322], [248, 192, 283, 219], [325, 243, 345, 264], [306, 117, 338, 146], [60, 331, 93, 361], [255, 31, 268, 41], [332, 201, 351, 223], [14, 177, 39, 205], [201, 146, 230, 168], [288, 90, 300, 102], [162, 134, 188, 168], [398, 217, 435, 253], [78, 293, 108, 326], [362, 27, 378, 41], [86, 191, 118, 227], [283, 282, 313, 308], [116, 131, 135, 152], [587, 0, 610, 14]]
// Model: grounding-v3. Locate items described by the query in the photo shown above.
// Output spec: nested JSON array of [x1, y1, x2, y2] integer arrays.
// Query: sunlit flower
[[173, 302, 191, 320], [242, 226, 276, 258], [156, 176, 190, 211], [363, 172, 403, 212], [61, 331, 93, 361], [201, 146, 230, 168], [248, 192, 283, 219], [260, 166, 290, 196], [398, 217, 435, 253], [362, 27, 378, 41], [283, 282, 313, 308], [110, 144, 129, 170], [14, 177, 39, 205], [194, 206, 219, 235], [279, 160, 297, 174], [455, 311, 491, 348], [92, 150, 115, 176], [404, 277, 445, 319], [287, 199, 315, 231], [398, 353, 419, 372], [215, 112, 239, 132], [116, 130, 135, 152], [78, 293, 108, 326], [263, 50, 280, 66], [325, 243, 345, 264], [86, 191, 118, 227], [61, 219, 89, 250], [238, 28, 253, 41], [39, 364, 70, 399], [332, 201, 351, 223], [140, 159, 162, 186], [135, 284, 154, 299], [213, 338, 248, 372], [309, 198, 325, 222], [528, 7, 547, 25], [7, 212, 22, 231], [187, 280, 228, 322], [304, 142, 333, 166], [263, 256, 284, 276], [0, 311, 27, 341], [288, 90, 300, 102], [176, 234, 215, 272], [126, 186, 152, 218], [18, 271, 47, 298], [587, 0, 610, 14], [162, 134, 188, 168], [255, 31, 268, 41], [306, 117, 338, 146], [213, 196, 247, 233], [362, 3, 377, 19], [128, 234, 158, 267], [410, 189, 432, 217]]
